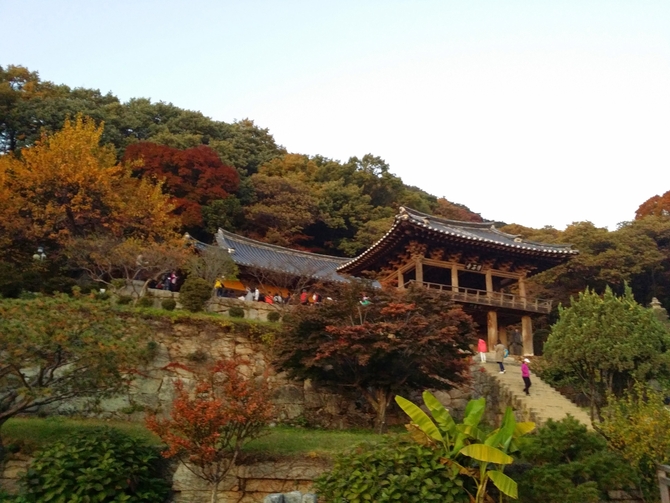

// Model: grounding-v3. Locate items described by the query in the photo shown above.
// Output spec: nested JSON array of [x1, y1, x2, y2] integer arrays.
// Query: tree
[[66, 235, 192, 297], [244, 173, 320, 246], [146, 359, 274, 503], [0, 114, 179, 255], [599, 382, 670, 502], [123, 142, 239, 230], [543, 285, 670, 420], [274, 283, 477, 433], [636, 189, 670, 220], [185, 244, 238, 285], [0, 296, 146, 461]]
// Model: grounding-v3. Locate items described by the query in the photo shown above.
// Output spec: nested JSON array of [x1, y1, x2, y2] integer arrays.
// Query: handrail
[[404, 280, 553, 314]]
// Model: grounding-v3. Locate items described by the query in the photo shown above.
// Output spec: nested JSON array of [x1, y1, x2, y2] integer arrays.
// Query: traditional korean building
[[215, 207, 577, 355], [336, 207, 578, 355]]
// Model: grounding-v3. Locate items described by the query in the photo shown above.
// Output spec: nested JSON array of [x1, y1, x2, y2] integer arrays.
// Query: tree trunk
[[373, 388, 391, 434], [210, 480, 219, 503]]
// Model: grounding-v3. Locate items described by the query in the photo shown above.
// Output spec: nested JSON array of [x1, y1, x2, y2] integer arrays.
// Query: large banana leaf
[[423, 391, 456, 435], [514, 421, 535, 437], [395, 395, 443, 442], [488, 470, 518, 499], [460, 444, 514, 465], [463, 397, 486, 427]]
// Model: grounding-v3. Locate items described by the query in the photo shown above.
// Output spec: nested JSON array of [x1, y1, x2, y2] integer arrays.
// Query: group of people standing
[[477, 338, 532, 396]]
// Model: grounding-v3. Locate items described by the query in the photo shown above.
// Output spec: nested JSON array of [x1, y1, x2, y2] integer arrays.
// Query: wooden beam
[[398, 269, 404, 290], [485, 269, 493, 294], [451, 266, 459, 292]]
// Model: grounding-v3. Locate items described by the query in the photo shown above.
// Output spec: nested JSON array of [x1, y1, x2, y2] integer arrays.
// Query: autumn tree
[[635, 189, 670, 220], [543, 285, 670, 420], [0, 114, 179, 255], [66, 235, 193, 296], [274, 282, 477, 433], [0, 295, 147, 461], [146, 359, 274, 503], [123, 142, 239, 230]]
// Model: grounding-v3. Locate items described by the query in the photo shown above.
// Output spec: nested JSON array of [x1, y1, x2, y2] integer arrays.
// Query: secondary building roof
[[215, 229, 350, 283]]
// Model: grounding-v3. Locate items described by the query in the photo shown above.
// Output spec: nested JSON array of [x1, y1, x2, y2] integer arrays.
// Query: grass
[[2, 417, 160, 453], [243, 426, 388, 456], [1, 417, 387, 458]]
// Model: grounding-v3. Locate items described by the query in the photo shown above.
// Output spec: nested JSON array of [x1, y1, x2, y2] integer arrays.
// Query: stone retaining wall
[[173, 458, 329, 503]]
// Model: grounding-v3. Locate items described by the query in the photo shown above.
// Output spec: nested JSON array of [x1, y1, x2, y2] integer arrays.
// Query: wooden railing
[[404, 280, 553, 314]]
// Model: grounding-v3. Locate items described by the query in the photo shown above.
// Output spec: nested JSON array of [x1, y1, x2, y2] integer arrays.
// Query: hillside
[[0, 64, 482, 256]]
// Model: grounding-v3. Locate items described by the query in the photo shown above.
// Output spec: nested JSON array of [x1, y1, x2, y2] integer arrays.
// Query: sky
[[2, 0, 669, 230]]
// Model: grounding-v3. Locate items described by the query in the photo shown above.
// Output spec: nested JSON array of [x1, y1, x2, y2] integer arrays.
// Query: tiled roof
[[337, 207, 578, 273], [215, 229, 350, 283]]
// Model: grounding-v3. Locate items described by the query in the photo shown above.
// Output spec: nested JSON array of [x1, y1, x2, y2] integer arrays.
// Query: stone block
[[172, 463, 238, 491], [284, 491, 303, 503], [450, 398, 468, 411], [302, 495, 318, 503], [264, 495, 284, 503], [431, 390, 452, 407], [272, 385, 304, 404], [448, 388, 467, 399]]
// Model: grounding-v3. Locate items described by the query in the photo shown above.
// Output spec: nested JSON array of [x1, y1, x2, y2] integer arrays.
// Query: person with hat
[[521, 358, 532, 395]]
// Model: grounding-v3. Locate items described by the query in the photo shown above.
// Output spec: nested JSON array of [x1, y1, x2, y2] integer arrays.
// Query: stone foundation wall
[[49, 317, 474, 429], [173, 458, 329, 503]]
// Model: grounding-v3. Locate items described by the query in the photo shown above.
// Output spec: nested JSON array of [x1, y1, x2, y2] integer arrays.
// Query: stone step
[[479, 361, 592, 428]]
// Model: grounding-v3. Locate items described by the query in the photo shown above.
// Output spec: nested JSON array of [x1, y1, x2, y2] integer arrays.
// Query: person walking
[[494, 341, 506, 373], [521, 358, 532, 395], [477, 338, 487, 363]]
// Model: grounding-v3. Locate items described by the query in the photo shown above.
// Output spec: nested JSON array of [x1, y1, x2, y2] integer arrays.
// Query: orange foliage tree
[[0, 115, 179, 255], [636, 190, 670, 220], [123, 142, 239, 229], [146, 359, 274, 503]]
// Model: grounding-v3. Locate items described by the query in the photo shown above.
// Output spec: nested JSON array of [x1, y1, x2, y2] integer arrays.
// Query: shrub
[[161, 298, 177, 311], [315, 437, 470, 503], [267, 311, 281, 322], [137, 295, 154, 308], [186, 349, 209, 363], [43, 276, 77, 295], [514, 416, 636, 503], [20, 427, 170, 502], [0, 262, 23, 298], [117, 294, 134, 305], [179, 277, 212, 312], [228, 306, 245, 318], [599, 383, 670, 502]]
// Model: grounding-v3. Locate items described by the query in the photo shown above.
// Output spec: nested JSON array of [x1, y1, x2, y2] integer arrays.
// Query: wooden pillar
[[485, 270, 493, 295], [499, 326, 508, 347], [518, 277, 527, 298], [397, 269, 404, 290], [522, 315, 533, 356], [415, 257, 423, 285], [487, 311, 498, 350], [451, 266, 459, 292]]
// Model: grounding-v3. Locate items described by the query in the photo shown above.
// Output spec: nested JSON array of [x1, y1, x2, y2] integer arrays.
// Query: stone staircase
[[479, 357, 593, 429]]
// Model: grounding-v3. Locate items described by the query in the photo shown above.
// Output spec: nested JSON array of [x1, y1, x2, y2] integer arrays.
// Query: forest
[[1, 64, 670, 312]]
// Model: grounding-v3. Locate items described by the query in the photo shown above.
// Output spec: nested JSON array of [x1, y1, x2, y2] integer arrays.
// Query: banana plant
[[395, 392, 535, 503]]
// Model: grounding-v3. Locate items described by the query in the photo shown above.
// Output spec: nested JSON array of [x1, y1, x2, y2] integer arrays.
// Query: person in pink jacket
[[478, 339, 487, 363], [521, 358, 532, 395]]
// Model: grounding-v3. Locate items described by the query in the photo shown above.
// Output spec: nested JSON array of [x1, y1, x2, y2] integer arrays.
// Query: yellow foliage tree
[[0, 114, 179, 250]]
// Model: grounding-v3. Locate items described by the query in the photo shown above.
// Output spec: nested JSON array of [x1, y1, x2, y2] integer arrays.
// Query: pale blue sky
[[3, 1, 669, 229]]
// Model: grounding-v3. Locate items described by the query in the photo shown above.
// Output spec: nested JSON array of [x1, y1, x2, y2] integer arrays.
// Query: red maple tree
[[124, 142, 239, 229], [146, 359, 273, 503]]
